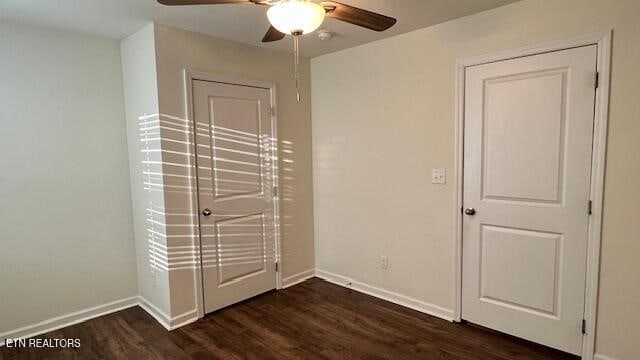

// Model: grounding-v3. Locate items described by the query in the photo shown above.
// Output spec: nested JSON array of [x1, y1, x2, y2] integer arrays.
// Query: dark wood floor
[[1, 278, 578, 360]]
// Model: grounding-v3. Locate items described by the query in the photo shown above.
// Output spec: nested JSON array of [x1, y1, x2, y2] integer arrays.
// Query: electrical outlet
[[380, 255, 389, 270], [432, 169, 447, 184]]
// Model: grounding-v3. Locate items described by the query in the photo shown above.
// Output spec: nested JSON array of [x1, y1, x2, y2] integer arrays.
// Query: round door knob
[[202, 208, 212, 217], [464, 208, 476, 216]]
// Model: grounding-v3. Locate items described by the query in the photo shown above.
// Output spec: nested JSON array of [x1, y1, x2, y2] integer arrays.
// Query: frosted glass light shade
[[267, 0, 326, 35]]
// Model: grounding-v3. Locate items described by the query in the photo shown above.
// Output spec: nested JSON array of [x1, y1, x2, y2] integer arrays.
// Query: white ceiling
[[0, 0, 521, 57]]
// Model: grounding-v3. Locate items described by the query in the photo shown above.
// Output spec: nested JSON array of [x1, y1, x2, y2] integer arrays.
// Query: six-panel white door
[[462, 45, 598, 355], [192, 79, 277, 313]]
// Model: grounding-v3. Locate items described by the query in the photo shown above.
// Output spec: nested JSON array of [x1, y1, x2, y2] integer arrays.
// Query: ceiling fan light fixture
[[267, 0, 326, 35]]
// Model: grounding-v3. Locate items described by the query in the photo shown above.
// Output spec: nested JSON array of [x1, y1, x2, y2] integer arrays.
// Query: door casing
[[453, 31, 612, 360], [184, 70, 282, 320]]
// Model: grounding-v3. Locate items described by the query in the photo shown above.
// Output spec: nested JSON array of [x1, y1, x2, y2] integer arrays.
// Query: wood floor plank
[[1, 278, 578, 360]]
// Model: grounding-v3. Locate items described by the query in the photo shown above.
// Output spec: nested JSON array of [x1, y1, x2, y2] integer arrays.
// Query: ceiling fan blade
[[157, 0, 252, 5], [321, 1, 396, 32], [262, 26, 286, 42]]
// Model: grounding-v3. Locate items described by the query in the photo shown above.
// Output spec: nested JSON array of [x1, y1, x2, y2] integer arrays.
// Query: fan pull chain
[[293, 34, 301, 102]]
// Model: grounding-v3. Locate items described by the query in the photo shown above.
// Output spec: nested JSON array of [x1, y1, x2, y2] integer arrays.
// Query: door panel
[[482, 69, 567, 203], [193, 79, 276, 314], [462, 45, 597, 355], [210, 97, 263, 198], [480, 225, 561, 316], [215, 214, 266, 285]]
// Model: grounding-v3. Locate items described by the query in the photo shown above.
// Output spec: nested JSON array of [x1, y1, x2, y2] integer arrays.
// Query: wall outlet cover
[[380, 255, 389, 270], [432, 169, 447, 184]]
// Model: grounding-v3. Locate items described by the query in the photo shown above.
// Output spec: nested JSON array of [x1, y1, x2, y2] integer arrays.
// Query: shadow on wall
[[139, 113, 198, 276], [279, 139, 297, 270], [137, 111, 292, 276]]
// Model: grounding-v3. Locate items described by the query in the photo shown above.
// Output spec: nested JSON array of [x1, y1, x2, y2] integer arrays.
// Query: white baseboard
[[168, 308, 198, 330], [137, 296, 198, 331], [315, 269, 455, 322], [0, 295, 200, 347], [137, 296, 173, 331], [0, 296, 138, 346], [594, 354, 621, 360], [282, 268, 316, 289]]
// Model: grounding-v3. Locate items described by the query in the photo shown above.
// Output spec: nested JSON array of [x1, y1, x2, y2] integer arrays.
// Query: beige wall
[[153, 24, 316, 316], [121, 24, 172, 317], [0, 22, 137, 335], [311, 0, 640, 359]]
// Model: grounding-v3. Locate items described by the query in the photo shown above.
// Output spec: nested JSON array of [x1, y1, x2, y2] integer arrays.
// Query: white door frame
[[183, 70, 283, 319], [453, 31, 612, 360]]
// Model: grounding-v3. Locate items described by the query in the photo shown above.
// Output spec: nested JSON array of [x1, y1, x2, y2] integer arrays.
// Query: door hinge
[[588, 200, 593, 215], [275, 262, 279, 272], [582, 319, 587, 334], [273, 186, 279, 198], [595, 72, 599, 89], [270, 107, 276, 117]]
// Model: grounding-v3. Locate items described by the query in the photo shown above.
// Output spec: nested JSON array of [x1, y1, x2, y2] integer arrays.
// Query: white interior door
[[192, 79, 277, 313], [462, 45, 597, 355]]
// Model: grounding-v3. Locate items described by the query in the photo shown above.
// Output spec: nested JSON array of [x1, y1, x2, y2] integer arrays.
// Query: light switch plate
[[432, 169, 447, 184]]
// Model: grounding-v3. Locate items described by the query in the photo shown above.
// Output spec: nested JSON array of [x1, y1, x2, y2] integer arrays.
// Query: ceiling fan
[[158, 0, 397, 101]]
